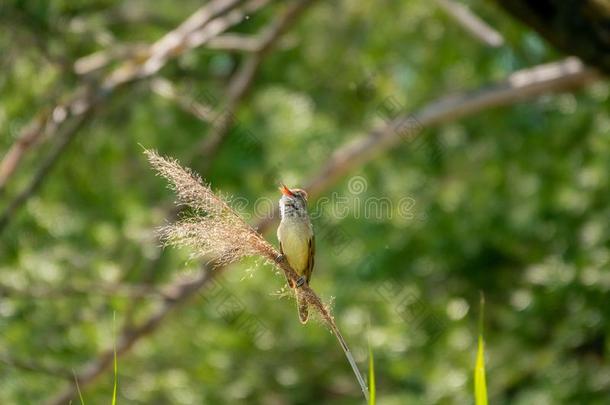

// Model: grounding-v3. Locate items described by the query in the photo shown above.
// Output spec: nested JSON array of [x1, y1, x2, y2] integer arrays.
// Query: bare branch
[[103, 0, 270, 87], [435, 0, 504, 47], [0, 110, 51, 193], [74, 44, 149, 76], [0, 91, 98, 195], [150, 78, 216, 122], [206, 33, 264, 52]]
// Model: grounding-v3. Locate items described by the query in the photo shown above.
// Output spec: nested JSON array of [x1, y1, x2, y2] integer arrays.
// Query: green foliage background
[[1, 1, 609, 404]]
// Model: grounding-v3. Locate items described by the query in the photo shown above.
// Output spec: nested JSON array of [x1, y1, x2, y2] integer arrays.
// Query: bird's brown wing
[[305, 235, 315, 284], [279, 241, 295, 289]]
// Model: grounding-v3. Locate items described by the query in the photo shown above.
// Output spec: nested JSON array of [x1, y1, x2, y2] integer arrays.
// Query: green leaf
[[112, 311, 118, 405], [368, 338, 375, 405], [73, 371, 85, 405], [475, 293, 488, 405]]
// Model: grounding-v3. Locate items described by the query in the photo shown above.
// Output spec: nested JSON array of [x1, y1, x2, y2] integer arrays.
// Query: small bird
[[277, 183, 315, 324]]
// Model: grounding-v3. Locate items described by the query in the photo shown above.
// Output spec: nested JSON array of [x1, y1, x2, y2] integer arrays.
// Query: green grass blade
[[474, 293, 488, 405], [368, 337, 375, 405], [112, 311, 118, 405], [72, 370, 85, 405]]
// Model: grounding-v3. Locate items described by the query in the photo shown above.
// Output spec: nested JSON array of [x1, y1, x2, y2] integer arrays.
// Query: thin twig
[[150, 77, 217, 122], [103, 0, 269, 87], [206, 33, 264, 52], [0, 110, 51, 194], [434, 0, 504, 47], [74, 44, 149, 76]]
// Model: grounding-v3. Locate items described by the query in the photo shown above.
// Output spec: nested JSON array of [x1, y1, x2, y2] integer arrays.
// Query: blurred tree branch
[[0, 0, 269, 232], [0, 95, 96, 231], [434, 0, 504, 47], [76, 32, 265, 76], [149, 77, 217, 122], [74, 44, 149, 76], [45, 56, 600, 404], [0, 355, 74, 380], [207, 33, 267, 52], [303, 57, 600, 199], [0, 280, 168, 300]]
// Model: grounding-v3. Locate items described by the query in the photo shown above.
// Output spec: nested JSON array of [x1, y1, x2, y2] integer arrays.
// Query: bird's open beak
[[279, 183, 294, 197]]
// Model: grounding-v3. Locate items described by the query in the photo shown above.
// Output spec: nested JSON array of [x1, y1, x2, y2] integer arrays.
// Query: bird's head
[[278, 183, 309, 218]]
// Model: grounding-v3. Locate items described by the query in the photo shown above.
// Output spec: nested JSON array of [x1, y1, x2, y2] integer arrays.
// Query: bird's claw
[[275, 254, 284, 263], [296, 276, 306, 288]]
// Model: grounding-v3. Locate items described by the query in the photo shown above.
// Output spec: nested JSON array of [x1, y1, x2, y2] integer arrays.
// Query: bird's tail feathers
[[296, 289, 309, 324]]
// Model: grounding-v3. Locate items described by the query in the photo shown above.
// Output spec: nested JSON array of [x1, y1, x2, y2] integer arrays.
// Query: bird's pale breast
[[277, 218, 312, 274]]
